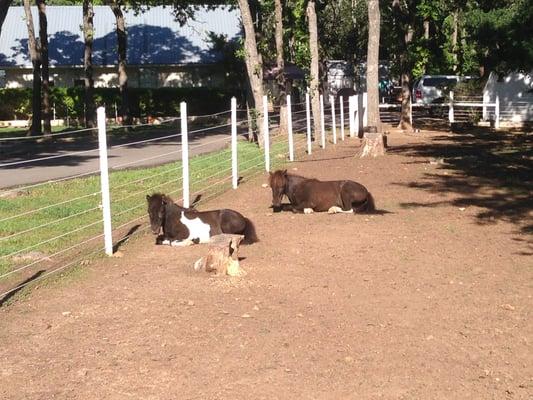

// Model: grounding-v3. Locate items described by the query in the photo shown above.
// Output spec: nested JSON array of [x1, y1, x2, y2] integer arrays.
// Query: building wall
[[484, 71, 533, 122], [1, 65, 227, 89]]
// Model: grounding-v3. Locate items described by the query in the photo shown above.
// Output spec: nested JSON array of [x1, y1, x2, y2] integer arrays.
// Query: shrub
[[0, 87, 239, 121]]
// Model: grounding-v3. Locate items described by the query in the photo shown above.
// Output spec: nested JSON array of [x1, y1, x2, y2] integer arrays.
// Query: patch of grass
[[0, 138, 290, 280]]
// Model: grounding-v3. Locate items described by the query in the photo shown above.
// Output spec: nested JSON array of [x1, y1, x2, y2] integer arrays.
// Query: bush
[[0, 88, 32, 120], [0, 87, 239, 121]]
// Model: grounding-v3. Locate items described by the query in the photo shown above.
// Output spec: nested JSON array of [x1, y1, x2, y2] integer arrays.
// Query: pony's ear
[[146, 194, 151, 201], [282, 169, 288, 176], [161, 195, 169, 205]]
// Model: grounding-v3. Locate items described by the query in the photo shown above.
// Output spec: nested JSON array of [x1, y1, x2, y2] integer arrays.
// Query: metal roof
[[0, 5, 242, 67]]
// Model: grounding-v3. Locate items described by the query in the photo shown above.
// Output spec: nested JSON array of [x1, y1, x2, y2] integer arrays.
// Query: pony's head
[[268, 169, 288, 212], [146, 193, 171, 234]]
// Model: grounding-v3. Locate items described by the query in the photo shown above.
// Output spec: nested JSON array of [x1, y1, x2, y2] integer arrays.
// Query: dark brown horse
[[268, 170, 375, 214], [146, 193, 258, 246]]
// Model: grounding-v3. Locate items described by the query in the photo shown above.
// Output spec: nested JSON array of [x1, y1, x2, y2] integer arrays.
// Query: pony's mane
[[269, 170, 315, 187]]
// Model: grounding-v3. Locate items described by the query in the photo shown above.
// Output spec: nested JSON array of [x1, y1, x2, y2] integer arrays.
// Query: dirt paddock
[[1, 129, 532, 399]]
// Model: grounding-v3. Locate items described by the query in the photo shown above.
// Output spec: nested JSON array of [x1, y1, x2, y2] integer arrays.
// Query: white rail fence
[[376, 91, 501, 128], [0, 92, 370, 298]]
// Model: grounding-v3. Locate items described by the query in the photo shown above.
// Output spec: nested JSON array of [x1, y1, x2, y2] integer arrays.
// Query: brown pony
[[268, 170, 375, 214], [146, 193, 258, 246]]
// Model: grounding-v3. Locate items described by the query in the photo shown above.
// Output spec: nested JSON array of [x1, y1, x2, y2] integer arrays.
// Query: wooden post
[[193, 234, 245, 276]]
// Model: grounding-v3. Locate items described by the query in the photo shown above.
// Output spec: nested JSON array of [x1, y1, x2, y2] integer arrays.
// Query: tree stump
[[358, 126, 385, 158], [193, 234, 245, 277]]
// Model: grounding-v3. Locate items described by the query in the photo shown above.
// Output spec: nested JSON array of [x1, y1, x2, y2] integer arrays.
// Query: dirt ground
[[1, 129, 532, 399]]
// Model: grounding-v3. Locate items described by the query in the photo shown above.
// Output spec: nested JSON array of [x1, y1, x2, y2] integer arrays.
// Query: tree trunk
[[274, 0, 288, 136], [307, 0, 320, 139], [399, 26, 413, 131], [23, 0, 41, 136], [237, 0, 264, 146], [423, 18, 429, 40], [451, 10, 458, 73], [83, 0, 96, 129], [360, 0, 384, 157], [365, 0, 380, 130], [0, 0, 13, 40], [399, 72, 412, 130], [192, 234, 245, 277], [111, 3, 131, 125], [37, 0, 51, 135]]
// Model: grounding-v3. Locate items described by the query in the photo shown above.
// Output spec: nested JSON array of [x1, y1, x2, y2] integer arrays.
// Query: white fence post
[[363, 92, 368, 128], [349, 96, 354, 138], [287, 94, 294, 161], [355, 95, 360, 137], [263, 95, 270, 171], [97, 107, 113, 256], [231, 97, 238, 189], [448, 91, 454, 124], [483, 90, 489, 121], [306, 91, 312, 154], [495, 95, 500, 129], [180, 102, 190, 208], [320, 94, 325, 148], [339, 95, 345, 141], [330, 95, 337, 145]]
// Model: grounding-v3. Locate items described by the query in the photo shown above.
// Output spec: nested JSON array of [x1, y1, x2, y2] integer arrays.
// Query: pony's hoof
[[328, 206, 342, 214], [304, 208, 314, 214], [161, 239, 171, 245]]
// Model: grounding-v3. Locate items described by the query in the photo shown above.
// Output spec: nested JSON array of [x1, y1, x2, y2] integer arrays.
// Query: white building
[[484, 71, 533, 123], [0, 5, 241, 89]]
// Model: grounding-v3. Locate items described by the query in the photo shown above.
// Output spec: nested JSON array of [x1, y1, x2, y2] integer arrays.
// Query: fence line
[[0, 91, 372, 297]]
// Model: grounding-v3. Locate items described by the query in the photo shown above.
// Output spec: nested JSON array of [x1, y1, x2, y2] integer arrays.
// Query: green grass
[[0, 137, 292, 280]]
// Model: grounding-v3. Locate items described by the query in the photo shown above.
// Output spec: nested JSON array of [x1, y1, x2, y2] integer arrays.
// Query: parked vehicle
[[412, 75, 462, 105], [326, 60, 355, 97]]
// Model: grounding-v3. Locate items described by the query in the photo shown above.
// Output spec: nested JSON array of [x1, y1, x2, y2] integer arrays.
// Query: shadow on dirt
[[388, 127, 532, 253], [0, 270, 45, 307], [270, 203, 391, 215]]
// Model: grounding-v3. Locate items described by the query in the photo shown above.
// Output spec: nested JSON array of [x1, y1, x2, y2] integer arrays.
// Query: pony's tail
[[355, 191, 376, 213], [242, 217, 259, 244]]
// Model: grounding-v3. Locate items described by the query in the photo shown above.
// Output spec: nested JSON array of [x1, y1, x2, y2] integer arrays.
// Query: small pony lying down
[[268, 169, 375, 214], [146, 193, 258, 246]]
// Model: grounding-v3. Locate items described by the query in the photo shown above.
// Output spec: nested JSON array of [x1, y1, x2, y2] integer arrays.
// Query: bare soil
[[1, 129, 532, 399]]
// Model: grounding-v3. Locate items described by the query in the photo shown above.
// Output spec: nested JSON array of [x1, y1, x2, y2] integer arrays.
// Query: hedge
[[0, 87, 241, 121]]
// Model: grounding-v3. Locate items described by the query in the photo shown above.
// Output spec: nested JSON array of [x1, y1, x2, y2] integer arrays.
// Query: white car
[[412, 75, 461, 105]]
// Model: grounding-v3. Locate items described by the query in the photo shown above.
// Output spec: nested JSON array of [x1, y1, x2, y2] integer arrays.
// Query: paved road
[[0, 131, 232, 190]]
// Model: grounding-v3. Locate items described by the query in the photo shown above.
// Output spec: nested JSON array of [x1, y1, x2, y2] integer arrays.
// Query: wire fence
[[7, 89, 504, 299]]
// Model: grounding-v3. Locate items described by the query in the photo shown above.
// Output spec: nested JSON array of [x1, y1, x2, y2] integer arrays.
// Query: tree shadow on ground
[[0, 270, 45, 307], [388, 127, 533, 253]]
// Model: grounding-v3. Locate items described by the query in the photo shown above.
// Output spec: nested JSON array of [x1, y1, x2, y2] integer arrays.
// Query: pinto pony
[[146, 193, 258, 246], [268, 170, 375, 214]]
